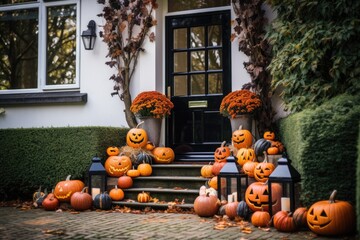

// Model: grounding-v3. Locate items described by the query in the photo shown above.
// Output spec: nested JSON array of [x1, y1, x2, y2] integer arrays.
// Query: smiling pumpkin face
[[152, 147, 175, 164], [54, 175, 85, 202], [214, 141, 231, 163], [245, 182, 282, 213], [126, 127, 148, 148], [104, 155, 132, 177], [232, 126, 253, 149]]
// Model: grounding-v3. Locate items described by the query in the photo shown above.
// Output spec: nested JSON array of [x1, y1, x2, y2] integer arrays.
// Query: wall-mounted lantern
[[81, 20, 96, 50]]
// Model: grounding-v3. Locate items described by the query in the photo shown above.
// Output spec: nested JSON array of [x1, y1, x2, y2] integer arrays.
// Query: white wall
[[0, 1, 282, 130]]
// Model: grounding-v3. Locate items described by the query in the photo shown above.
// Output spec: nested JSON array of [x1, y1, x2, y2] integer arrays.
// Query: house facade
[[0, 0, 284, 152]]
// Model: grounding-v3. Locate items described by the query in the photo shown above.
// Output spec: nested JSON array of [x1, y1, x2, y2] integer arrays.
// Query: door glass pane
[[190, 27, 204, 48], [208, 73, 222, 94], [0, 0, 35, 6], [0, 8, 38, 90], [208, 25, 222, 46], [174, 28, 187, 49], [174, 75, 187, 96], [168, 0, 230, 12], [208, 49, 222, 70], [174, 52, 187, 72], [191, 51, 205, 71], [46, 4, 77, 85], [191, 74, 205, 95]]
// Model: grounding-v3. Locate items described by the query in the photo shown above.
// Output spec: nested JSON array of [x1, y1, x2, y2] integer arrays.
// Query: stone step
[[112, 201, 194, 209], [148, 164, 205, 176]]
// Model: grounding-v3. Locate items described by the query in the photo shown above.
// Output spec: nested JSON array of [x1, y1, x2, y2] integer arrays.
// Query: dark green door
[[165, 11, 232, 154]]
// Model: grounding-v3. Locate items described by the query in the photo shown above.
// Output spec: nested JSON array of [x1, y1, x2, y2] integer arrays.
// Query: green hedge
[[278, 94, 360, 207], [357, 125, 360, 233], [0, 127, 128, 200]]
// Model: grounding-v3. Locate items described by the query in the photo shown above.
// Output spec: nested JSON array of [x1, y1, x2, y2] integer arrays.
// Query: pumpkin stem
[[329, 190, 337, 203], [136, 121, 144, 128], [221, 141, 227, 147], [66, 175, 72, 181], [81, 187, 88, 193], [263, 151, 268, 162], [238, 125, 243, 130]]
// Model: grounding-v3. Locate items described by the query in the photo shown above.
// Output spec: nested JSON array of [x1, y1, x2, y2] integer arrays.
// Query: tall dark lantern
[[267, 153, 301, 216], [88, 156, 107, 199]]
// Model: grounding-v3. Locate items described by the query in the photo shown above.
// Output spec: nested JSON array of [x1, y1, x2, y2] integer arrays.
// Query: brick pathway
[[0, 207, 357, 240]]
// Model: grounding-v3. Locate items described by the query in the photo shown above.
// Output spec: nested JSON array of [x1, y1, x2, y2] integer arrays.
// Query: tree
[[97, 0, 158, 128]]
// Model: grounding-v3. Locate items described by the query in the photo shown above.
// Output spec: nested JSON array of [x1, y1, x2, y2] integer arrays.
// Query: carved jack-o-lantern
[[245, 182, 282, 213], [214, 141, 231, 163], [236, 148, 255, 166], [106, 146, 120, 156], [263, 131, 275, 141], [152, 146, 175, 164], [254, 153, 275, 182], [307, 190, 356, 236], [242, 160, 258, 177], [126, 122, 148, 148], [104, 155, 132, 177], [232, 125, 253, 149], [54, 175, 85, 202]]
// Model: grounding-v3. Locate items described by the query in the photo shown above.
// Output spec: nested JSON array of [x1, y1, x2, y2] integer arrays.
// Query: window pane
[[208, 25, 221, 46], [0, 8, 38, 90], [191, 74, 205, 95], [190, 27, 204, 48], [174, 52, 187, 72], [174, 75, 187, 96], [168, 0, 230, 12], [208, 49, 222, 70], [208, 73, 222, 94], [46, 4, 77, 85], [174, 28, 187, 49], [0, 0, 35, 6], [191, 50, 205, 71]]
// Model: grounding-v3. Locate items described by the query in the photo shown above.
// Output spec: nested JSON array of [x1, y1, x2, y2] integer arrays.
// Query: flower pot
[[229, 114, 252, 132], [139, 117, 162, 147]]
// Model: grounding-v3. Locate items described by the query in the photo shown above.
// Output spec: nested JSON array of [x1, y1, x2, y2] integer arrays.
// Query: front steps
[[107, 163, 209, 209]]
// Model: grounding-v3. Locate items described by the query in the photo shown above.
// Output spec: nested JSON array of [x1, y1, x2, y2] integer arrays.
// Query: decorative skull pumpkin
[[152, 146, 175, 164], [263, 131, 275, 140], [245, 181, 282, 213], [307, 190, 356, 236], [254, 152, 275, 182], [126, 122, 148, 148], [104, 155, 132, 177], [236, 148, 255, 166], [232, 125, 253, 149], [214, 141, 231, 163], [54, 175, 85, 202]]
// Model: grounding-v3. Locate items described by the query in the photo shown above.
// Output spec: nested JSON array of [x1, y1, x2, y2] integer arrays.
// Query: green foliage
[[0, 127, 128, 200], [266, 0, 360, 112], [278, 94, 360, 206], [357, 125, 360, 233]]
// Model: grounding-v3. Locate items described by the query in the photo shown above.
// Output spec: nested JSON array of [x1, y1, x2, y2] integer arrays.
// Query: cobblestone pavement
[[0, 207, 357, 240]]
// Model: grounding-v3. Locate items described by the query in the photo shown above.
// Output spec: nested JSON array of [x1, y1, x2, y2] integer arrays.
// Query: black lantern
[[88, 156, 107, 199], [267, 154, 301, 216], [81, 20, 96, 50], [217, 160, 248, 202]]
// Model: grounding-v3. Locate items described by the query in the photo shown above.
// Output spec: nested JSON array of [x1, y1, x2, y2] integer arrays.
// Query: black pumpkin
[[134, 151, 153, 167], [93, 192, 112, 210], [254, 138, 272, 156], [237, 200, 252, 220]]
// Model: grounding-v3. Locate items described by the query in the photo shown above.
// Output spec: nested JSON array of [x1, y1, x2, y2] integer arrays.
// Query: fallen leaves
[[42, 229, 66, 236]]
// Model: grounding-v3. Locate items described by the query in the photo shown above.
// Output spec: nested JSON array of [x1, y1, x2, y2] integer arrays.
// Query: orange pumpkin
[[254, 152, 275, 182], [207, 176, 218, 190], [236, 148, 255, 166], [109, 185, 124, 201], [267, 146, 279, 155], [263, 131, 275, 140], [137, 162, 152, 176], [106, 146, 120, 156], [126, 122, 148, 148], [200, 162, 214, 178], [54, 175, 85, 202], [232, 125, 253, 149], [194, 193, 220, 217], [152, 146, 175, 164], [251, 209, 271, 227], [273, 211, 297, 232], [127, 167, 141, 178], [105, 155, 132, 177], [42, 192, 59, 211], [307, 190, 356, 236], [137, 191, 151, 203], [225, 201, 239, 219], [242, 159, 258, 177], [117, 175, 133, 189], [211, 161, 226, 176], [245, 182, 282, 213], [214, 141, 231, 163]]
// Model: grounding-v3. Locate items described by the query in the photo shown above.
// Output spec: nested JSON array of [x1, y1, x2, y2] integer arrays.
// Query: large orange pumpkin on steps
[[54, 175, 85, 202], [152, 146, 175, 164], [105, 155, 132, 177], [245, 181, 282, 213], [126, 122, 148, 148], [307, 190, 356, 236], [232, 125, 253, 149]]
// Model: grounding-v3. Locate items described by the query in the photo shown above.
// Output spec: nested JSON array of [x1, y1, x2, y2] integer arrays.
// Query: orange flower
[[219, 90, 261, 118], [130, 91, 174, 118]]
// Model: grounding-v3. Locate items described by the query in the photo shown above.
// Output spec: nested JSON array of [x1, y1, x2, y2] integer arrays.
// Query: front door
[[165, 11, 232, 154]]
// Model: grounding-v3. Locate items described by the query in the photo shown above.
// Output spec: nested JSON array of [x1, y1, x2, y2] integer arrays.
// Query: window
[[168, 0, 230, 12], [0, 0, 80, 93]]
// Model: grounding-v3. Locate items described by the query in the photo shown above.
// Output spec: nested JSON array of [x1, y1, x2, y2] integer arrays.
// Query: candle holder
[[88, 156, 107, 199]]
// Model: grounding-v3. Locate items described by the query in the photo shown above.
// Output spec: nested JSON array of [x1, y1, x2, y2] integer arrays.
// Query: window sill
[[0, 92, 87, 105]]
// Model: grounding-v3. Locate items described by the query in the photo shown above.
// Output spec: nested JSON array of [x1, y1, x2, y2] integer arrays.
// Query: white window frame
[[0, 0, 81, 94]]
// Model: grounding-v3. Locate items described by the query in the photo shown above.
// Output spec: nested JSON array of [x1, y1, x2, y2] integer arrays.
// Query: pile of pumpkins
[[195, 126, 356, 237]]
